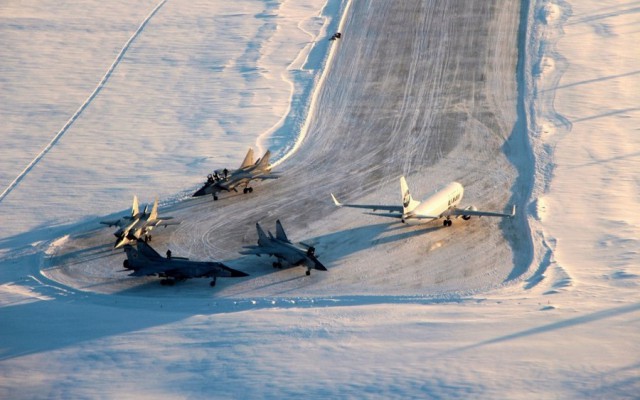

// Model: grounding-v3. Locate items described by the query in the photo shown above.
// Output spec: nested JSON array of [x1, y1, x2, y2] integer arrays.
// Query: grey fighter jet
[[122, 240, 248, 286], [193, 148, 279, 200], [102, 196, 179, 248], [240, 220, 327, 276]]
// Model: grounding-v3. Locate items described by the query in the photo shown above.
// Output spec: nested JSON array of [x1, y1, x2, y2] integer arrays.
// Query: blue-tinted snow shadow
[[0, 217, 104, 252], [262, 0, 346, 161], [0, 297, 187, 361], [442, 302, 640, 356], [0, 220, 464, 362], [500, 0, 535, 283]]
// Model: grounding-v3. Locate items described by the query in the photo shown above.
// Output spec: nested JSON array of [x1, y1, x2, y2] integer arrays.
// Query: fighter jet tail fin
[[123, 243, 137, 261], [149, 197, 159, 221], [256, 150, 272, 170], [256, 222, 269, 242], [240, 148, 254, 169], [131, 195, 140, 217], [135, 240, 163, 260], [400, 176, 421, 214], [275, 219, 290, 243]]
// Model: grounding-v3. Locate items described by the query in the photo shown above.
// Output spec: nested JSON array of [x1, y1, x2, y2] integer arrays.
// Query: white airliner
[[331, 176, 515, 226]]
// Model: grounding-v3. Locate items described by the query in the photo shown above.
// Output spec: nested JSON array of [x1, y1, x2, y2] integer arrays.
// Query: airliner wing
[[450, 205, 516, 218], [363, 212, 403, 219], [331, 194, 402, 213]]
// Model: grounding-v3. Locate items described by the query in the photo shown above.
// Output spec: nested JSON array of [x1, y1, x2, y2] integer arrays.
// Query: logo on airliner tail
[[403, 190, 411, 208]]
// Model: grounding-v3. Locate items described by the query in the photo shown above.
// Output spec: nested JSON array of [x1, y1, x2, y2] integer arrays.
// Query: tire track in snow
[[0, 0, 168, 204]]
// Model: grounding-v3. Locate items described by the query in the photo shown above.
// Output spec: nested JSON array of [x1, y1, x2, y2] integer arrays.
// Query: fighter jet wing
[[331, 194, 403, 213], [239, 246, 269, 256], [128, 265, 164, 277], [140, 219, 180, 229], [100, 218, 128, 227], [155, 219, 181, 227], [255, 173, 280, 180], [195, 263, 249, 278], [216, 179, 239, 191]]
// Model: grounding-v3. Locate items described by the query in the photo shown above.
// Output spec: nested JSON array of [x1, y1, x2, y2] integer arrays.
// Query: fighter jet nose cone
[[193, 188, 205, 197]]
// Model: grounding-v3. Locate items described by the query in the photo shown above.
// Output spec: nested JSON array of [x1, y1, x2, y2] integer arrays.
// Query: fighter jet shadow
[[44, 243, 117, 270], [0, 216, 103, 251]]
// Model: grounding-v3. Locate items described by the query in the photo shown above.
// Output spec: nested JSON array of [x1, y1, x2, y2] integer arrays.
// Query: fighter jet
[[193, 148, 279, 200], [240, 220, 327, 276], [100, 195, 142, 236], [122, 240, 248, 286], [102, 196, 179, 248]]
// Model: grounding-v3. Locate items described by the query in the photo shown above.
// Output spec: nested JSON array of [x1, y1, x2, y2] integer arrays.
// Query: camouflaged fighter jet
[[102, 196, 179, 248], [122, 240, 248, 286], [193, 148, 279, 200], [240, 220, 327, 276]]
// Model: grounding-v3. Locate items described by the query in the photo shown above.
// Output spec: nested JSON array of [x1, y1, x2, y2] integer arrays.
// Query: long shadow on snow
[[501, 0, 535, 283], [0, 244, 188, 361], [0, 296, 187, 362], [442, 302, 640, 357], [0, 217, 104, 252]]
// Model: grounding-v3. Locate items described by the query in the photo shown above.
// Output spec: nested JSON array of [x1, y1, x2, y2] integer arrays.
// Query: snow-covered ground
[[1, 0, 639, 398]]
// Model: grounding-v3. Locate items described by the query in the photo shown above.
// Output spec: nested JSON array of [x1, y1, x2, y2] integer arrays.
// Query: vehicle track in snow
[[0, 0, 168, 204]]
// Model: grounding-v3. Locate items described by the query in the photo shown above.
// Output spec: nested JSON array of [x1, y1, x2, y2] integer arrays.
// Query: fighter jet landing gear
[[144, 235, 152, 243], [243, 187, 254, 194], [443, 219, 452, 227], [210, 278, 217, 287]]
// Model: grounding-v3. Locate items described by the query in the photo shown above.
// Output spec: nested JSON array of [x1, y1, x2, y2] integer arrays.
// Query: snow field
[[0, 0, 639, 398]]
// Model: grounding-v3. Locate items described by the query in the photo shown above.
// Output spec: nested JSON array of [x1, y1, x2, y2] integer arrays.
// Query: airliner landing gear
[[160, 279, 175, 286], [213, 194, 218, 201], [243, 187, 254, 194], [305, 270, 311, 276], [273, 261, 282, 269], [443, 219, 452, 227], [210, 278, 217, 287]]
